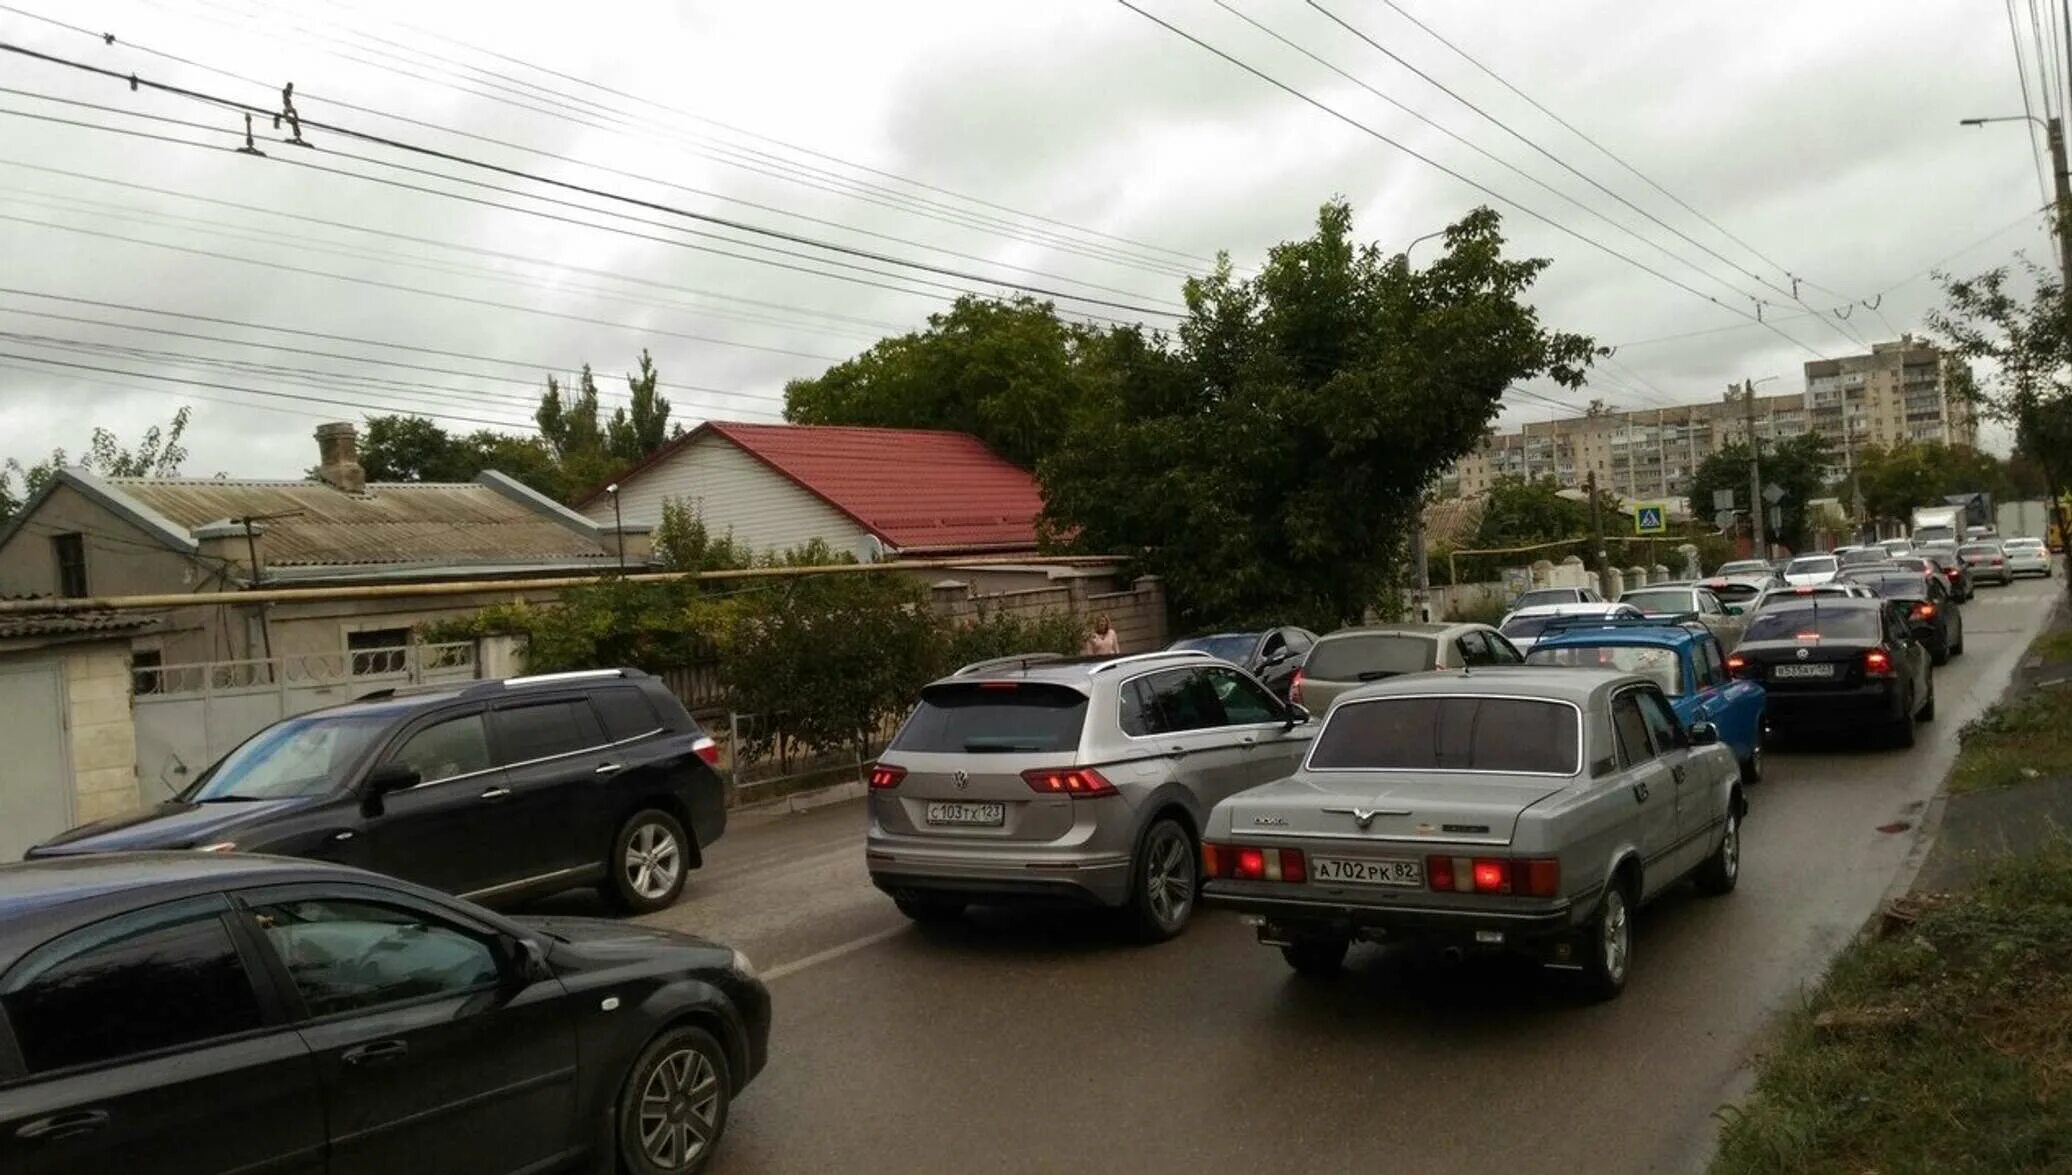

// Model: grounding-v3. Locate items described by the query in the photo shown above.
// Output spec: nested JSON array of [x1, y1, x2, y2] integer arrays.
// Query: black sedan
[[1168, 626, 1318, 698], [1841, 566, 1963, 664], [1727, 597, 1934, 747], [0, 853, 768, 1175], [1911, 548, 1973, 601]]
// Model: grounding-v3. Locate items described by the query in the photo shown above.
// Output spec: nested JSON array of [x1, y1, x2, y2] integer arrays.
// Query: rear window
[[1527, 644, 1683, 695], [1500, 615, 1558, 640], [1619, 589, 1692, 615], [1959, 543, 2000, 557], [893, 682, 1088, 754], [1863, 575, 1929, 600], [1744, 606, 1881, 642], [2007, 537, 2046, 549], [1716, 561, 1769, 575], [1705, 581, 1761, 603], [1302, 633, 1436, 681], [1514, 589, 1579, 609], [1839, 549, 1888, 566], [1785, 557, 1837, 575], [1169, 635, 1257, 664], [1310, 696, 1579, 775]]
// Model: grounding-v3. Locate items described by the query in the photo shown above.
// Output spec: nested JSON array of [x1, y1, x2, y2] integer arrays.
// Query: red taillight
[[1726, 653, 1750, 677], [1289, 669, 1304, 705], [1913, 602, 1936, 618], [1203, 843, 1305, 882], [1993, 557, 2004, 565], [1425, 855, 1560, 897], [867, 764, 906, 790], [1863, 648, 1895, 677], [1019, 767, 1118, 797], [691, 736, 720, 767]]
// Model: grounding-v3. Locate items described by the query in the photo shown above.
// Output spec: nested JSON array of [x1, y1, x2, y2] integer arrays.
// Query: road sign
[[1713, 509, 1740, 532], [1712, 489, 1737, 511], [1762, 482, 1787, 505], [1768, 505, 1783, 531], [1634, 502, 1668, 535]]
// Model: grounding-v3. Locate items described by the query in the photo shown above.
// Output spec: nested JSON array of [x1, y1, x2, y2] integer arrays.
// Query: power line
[[5, 0, 1210, 281], [1111, 1, 1829, 361], [2008, 0, 2055, 204], [0, 39, 1191, 320]]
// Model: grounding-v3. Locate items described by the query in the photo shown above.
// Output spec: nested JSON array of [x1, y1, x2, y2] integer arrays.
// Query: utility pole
[[1586, 469, 1608, 597], [239, 514, 274, 663], [1744, 380, 1766, 556], [1408, 501, 1430, 622], [2047, 117, 2072, 578]]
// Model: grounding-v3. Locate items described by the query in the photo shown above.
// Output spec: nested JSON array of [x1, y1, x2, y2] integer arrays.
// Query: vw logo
[[953, 770, 970, 790], [1795, 647, 1810, 660]]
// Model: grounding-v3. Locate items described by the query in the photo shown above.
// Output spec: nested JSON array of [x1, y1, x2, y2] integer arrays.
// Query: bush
[[943, 607, 1088, 669]]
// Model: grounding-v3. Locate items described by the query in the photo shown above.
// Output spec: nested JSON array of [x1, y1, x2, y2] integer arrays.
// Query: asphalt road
[[626, 573, 2065, 1174]]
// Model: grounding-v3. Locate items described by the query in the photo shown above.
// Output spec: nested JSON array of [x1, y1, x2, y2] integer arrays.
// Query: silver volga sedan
[[1200, 667, 1745, 999]]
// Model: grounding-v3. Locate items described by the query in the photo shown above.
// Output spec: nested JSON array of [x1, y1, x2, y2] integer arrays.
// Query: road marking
[[761, 923, 908, 983]]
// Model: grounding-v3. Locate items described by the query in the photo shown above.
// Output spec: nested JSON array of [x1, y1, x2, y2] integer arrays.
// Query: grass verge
[[1712, 838, 2072, 1175], [1949, 619, 2072, 795]]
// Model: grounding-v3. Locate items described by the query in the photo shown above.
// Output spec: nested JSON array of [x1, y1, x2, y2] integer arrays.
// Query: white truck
[[1911, 505, 1962, 546]]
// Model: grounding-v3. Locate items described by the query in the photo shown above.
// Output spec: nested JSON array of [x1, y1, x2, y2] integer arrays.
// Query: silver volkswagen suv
[[866, 650, 1317, 939]]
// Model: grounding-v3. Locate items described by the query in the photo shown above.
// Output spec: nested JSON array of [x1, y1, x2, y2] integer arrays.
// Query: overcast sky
[[0, 0, 2052, 480]]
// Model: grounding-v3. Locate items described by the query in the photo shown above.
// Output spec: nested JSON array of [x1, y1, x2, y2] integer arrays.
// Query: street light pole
[[606, 484, 625, 573]]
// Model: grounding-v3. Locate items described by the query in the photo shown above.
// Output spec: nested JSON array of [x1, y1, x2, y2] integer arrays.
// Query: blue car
[[1524, 617, 1768, 784]]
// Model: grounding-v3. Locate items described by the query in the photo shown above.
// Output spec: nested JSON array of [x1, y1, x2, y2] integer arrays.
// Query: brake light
[[1203, 843, 1306, 882], [691, 735, 720, 767], [1794, 586, 1814, 594], [1426, 856, 1560, 897], [1020, 767, 1119, 797], [1912, 602, 1936, 619], [1726, 653, 1751, 678], [978, 682, 1019, 692], [1289, 669, 1304, 705], [868, 764, 906, 790], [1863, 648, 1895, 677]]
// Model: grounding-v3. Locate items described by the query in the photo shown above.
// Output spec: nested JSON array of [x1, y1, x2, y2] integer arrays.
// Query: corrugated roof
[[104, 478, 614, 567], [705, 423, 1044, 551], [1423, 496, 1487, 550], [0, 598, 158, 641]]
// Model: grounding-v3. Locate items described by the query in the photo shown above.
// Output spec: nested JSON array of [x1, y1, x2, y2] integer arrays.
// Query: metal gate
[[0, 659, 72, 860]]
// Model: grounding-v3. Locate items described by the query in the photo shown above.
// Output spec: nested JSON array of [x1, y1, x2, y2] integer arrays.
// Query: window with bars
[[347, 628, 411, 675]]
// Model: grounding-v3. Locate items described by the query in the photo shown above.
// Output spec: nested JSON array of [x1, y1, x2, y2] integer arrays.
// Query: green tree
[[2, 407, 192, 521], [1929, 257, 2072, 565], [1472, 475, 1617, 547], [358, 415, 569, 498], [1845, 442, 2013, 527], [651, 498, 752, 572], [783, 295, 1098, 468], [1685, 433, 1836, 552], [1040, 202, 1597, 629], [606, 349, 672, 463]]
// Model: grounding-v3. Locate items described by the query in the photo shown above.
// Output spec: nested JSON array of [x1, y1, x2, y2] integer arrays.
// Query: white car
[[1496, 601, 1644, 654], [1781, 554, 1841, 586], [2004, 537, 2052, 577]]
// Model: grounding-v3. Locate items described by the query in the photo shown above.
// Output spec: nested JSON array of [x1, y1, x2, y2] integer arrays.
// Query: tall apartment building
[[1443, 336, 1975, 501]]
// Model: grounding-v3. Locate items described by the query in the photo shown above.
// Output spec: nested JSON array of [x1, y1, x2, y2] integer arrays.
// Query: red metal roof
[[707, 423, 1044, 552]]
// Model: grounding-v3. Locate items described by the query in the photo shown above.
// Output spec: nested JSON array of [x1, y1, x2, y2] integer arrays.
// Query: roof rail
[[954, 652, 1067, 677], [1089, 649, 1215, 674], [500, 668, 639, 688]]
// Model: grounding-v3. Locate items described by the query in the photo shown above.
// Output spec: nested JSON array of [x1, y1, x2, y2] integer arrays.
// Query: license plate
[[1771, 662, 1836, 679], [925, 801, 1005, 827], [1310, 856, 1422, 887]]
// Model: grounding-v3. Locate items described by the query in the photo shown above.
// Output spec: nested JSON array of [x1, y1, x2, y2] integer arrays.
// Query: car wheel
[[606, 809, 690, 914], [1930, 636, 1950, 667], [618, 1025, 730, 1175], [1892, 690, 1918, 748], [1577, 880, 1632, 1001], [1281, 936, 1350, 977], [1739, 725, 1765, 785], [1951, 625, 1965, 656], [1693, 808, 1741, 896], [893, 893, 966, 924], [1918, 679, 1936, 723], [1126, 817, 1197, 942]]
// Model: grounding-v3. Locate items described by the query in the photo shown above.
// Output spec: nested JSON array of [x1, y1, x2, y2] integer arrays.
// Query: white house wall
[[584, 433, 871, 558]]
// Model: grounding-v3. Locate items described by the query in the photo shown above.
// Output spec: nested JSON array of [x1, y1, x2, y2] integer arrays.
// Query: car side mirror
[[1686, 721, 1720, 746], [498, 935, 553, 990], [1261, 648, 1290, 667], [1283, 702, 1311, 727], [360, 763, 419, 813]]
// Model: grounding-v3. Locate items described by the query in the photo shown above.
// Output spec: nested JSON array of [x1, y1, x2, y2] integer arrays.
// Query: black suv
[[28, 669, 726, 914]]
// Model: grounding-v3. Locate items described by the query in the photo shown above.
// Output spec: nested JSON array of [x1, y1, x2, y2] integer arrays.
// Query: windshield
[[1302, 633, 1435, 681], [1514, 588, 1580, 608], [1715, 560, 1770, 576], [1838, 548, 1888, 566], [186, 713, 392, 801], [1785, 557, 1837, 575], [1915, 527, 1958, 546], [1310, 696, 1579, 775], [1862, 575, 1929, 601], [1744, 606, 1882, 642], [1619, 589, 1693, 615], [1169, 634, 1258, 664], [894, 682, 1088, 753], [1527, 644, 1683, 695]]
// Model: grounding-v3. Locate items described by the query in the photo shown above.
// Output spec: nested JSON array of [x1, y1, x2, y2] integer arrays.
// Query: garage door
[[0, 661, 71, 861]]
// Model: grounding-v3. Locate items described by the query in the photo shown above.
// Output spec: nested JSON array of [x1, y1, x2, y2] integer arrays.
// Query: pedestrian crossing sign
[[1634, 502, 1668, 534]]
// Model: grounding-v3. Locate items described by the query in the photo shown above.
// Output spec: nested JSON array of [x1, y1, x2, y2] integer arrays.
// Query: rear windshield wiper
[[1356, 670, 1400, 681]]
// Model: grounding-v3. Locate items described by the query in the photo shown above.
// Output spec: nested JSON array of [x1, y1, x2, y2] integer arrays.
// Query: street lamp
[[605, 483, 624, 573], [1959, 114, 2072, 290], [1398, 227, 1447, 264]]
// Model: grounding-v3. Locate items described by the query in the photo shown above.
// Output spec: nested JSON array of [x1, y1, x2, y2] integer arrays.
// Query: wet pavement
[[571, 574, 2064, 1174]]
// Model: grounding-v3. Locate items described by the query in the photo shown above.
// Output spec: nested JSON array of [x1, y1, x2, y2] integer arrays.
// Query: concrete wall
[[62, 642, 140, 824], [927, 575, 1168, 653], [579, 431, 871, 557]]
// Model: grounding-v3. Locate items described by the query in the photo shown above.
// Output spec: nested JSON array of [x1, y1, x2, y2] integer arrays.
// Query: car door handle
[[341, 1040, 408, 1067], [1167, 746, 1189, 759], [15, 1110, 109, 1142], [1671, 764, 1687, 784], [594, 762, 624, 775], [1632, 780, 1651, 803], [480, 786, 512, 801], [1238, 735, 1258, 749]]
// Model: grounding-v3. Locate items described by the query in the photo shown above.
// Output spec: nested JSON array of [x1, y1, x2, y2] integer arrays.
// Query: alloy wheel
[[1144, 825, 1195, 930], [1720, 813, 1740, 881], [1601, 888, 1630, 983], [625, 822, 683, 901], [638, 1046, 721, 1170]]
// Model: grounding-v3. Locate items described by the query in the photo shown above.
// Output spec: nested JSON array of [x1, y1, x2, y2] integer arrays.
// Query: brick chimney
[[313, 422, 365, 494]]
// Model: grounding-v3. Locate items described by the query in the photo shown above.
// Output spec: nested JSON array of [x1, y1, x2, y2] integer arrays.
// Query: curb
[[733, 778, 867, 817]]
